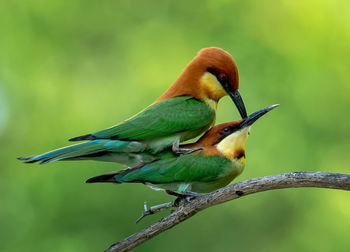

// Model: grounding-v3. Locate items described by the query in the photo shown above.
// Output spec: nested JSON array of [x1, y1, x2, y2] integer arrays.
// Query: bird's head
[[191, 47, 247, 118], [158, 47, 246, 118], [197, 104, 279, 160]]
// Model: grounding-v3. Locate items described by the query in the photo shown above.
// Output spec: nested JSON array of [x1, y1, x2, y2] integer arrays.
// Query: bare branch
[[105, 172, 350, 252], [135, 201, 176, 224]]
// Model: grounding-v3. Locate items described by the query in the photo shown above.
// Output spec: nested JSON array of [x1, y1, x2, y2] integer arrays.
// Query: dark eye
[[218, 73, 227, 82], [223, 127, 230, 133]]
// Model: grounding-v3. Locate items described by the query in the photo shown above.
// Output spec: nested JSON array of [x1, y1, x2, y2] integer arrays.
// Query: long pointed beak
[[228, 91, 247, 119], [239, 104, 279, 129]]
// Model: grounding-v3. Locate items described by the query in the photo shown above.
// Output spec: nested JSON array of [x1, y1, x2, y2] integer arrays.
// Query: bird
[[86, 105, 279, 196], [18, 47, 247, 166]]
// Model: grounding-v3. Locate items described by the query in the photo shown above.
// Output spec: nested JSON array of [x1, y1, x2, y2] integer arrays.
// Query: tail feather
[[69, 133, 96, 142], [17, 157, 37, 163], [86, 172, 121, 183], [86, 162, 148, 184], [18, 140, 109, 164]]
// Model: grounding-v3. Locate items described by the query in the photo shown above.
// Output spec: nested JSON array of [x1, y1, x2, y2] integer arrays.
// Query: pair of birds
[[19, 47, 278, 197]]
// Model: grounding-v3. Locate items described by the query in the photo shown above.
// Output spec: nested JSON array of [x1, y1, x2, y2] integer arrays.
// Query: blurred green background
[[0, 0, 349, 251]]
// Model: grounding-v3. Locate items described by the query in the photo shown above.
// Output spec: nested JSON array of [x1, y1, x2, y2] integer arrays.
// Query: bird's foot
[[179, 191, 202, 203], [172, 139, 203, 155], [172, 191, 202, 205], [135, 201, 176, 224]]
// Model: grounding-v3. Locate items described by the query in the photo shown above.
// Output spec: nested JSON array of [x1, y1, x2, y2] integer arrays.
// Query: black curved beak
[[239, 104, 279, 129], [228, 90, 247, 119]]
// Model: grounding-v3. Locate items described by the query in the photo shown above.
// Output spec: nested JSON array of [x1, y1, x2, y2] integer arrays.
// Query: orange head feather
[[196, 47, 239, 92], [156, 47, 239, 102]]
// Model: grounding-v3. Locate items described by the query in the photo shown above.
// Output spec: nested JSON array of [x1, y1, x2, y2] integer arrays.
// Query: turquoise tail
[[17, 140, 148, 165]]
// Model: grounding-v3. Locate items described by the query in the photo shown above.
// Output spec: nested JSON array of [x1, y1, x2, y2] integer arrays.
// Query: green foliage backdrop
[[0, 0, 349, 251]]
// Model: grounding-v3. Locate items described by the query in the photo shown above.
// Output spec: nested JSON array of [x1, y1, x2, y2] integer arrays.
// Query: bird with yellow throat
[[87, 105, 279, 197], [19, 48, 247, 167]]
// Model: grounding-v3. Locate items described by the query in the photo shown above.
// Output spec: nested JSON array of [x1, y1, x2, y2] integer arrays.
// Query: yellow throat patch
[[217, 127, 250, 160], [199, 72, 227, 110]]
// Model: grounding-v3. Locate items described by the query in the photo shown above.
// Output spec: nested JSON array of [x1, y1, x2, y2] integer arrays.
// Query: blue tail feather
[[17, 140, 139, 165]]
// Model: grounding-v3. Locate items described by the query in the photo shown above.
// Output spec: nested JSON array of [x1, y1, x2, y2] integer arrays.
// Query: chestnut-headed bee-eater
[[18, 47, 247, 166], [86, 105, 278, 196]]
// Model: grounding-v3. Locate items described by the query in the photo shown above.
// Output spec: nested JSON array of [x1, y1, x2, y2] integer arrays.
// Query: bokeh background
[[1, 0, 349, 251]]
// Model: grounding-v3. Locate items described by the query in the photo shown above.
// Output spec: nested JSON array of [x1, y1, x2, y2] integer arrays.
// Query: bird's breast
[[203, 97, 218, 113], [230, 156, 246, 176]]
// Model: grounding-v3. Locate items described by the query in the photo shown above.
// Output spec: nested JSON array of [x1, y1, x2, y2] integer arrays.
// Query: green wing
[[117, 153, 233, 184], [70, 96, 215, 141]]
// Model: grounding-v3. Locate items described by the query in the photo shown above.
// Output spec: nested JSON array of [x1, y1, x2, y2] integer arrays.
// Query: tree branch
[[105, 172, 350, 252]]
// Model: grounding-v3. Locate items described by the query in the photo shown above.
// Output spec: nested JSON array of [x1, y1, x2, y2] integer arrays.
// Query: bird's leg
[[135, 201, 176, 224], [169, 190, 202, 203], [167, 189, 202, 203], [172, 139, 203, 155], [180, 191, 202, 202]]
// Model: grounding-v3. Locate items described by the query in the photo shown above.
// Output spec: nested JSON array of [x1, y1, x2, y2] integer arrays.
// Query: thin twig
[[135, 201, 176, 224], [105, 172, 350, 252]]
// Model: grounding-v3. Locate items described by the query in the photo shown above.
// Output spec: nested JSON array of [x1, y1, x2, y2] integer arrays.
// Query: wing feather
[[119, 154, 232, 184], [69, 96, 215, 141]]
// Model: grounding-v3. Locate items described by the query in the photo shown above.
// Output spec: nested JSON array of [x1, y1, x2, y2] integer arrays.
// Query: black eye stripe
[[220, 125, 241, 135], [206, 67, 229, 88], [212, 125, 240, 145], [206, 67, 220, 77]]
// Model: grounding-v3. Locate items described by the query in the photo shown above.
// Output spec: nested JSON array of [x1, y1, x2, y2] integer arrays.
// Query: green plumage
[[71, 96, 215, 142], [19, 96, 216, 166], [87, 153, 244, 194]]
